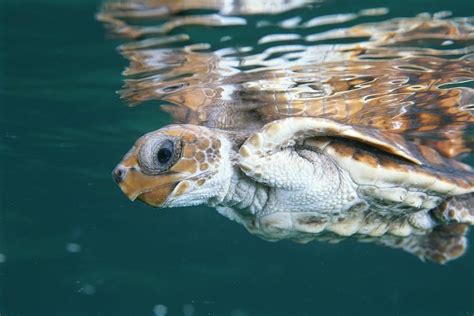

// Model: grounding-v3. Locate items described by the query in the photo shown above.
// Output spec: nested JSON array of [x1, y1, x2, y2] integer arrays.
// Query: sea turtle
[[101, 1, 474, 263], [112, 113, 474, 263]]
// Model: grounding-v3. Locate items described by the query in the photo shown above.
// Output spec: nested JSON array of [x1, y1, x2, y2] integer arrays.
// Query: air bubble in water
[[153, 304, 168, 316], [78, 284, 96, 295], [66, 243, 82, 253], [183, 304, 195, 316]]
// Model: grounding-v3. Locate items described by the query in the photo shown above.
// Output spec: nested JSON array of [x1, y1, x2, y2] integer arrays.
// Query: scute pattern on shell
[[326, 140, 474, 192]]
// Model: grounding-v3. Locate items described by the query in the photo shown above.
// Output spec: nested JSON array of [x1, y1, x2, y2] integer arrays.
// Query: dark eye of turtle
[[138, 137, 181, 175], [156, 141, 173, 164]]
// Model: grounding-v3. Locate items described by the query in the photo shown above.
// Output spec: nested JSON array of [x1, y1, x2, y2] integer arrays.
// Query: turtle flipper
[[238, 117, 424, 166], [380, 224, 469, 264], [237, 117, 422, 187]]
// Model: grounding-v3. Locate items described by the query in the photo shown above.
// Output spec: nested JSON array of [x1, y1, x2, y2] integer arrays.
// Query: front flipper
[[238, 117, 423, 176], [237, 117, 428, 192], [236, 117, 422, 210]]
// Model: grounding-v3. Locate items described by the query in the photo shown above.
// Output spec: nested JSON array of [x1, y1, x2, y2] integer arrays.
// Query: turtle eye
[[156, 141, 173, 164], [138, 137, 181, 175]]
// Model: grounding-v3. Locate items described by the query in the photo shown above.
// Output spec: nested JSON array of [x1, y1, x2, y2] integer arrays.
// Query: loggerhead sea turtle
[[101, 1, 474, 263], [112, 113, 474, 264]]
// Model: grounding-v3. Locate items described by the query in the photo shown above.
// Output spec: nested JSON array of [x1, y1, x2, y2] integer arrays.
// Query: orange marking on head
[[212, 139, 221, 150], [162, 129, 184, 137], [138, 182, 178, 207], [182, 145, 195, 158], [170, 158, 198, 174], [196, 151, 206, 162], [197, 138, 210, 150], [120, 153, 139, 168], [118, 169, 182, 202], [182, 133, 197, 143]]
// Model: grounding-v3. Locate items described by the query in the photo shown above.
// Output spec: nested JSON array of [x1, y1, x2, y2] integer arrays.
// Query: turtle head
[[112, 124, 233, 208]]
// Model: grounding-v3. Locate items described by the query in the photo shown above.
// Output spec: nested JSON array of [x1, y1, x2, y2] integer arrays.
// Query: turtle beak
[[112, 163, 183, 206], [112, 165, 139, 201], [112, 165, 127, 184]]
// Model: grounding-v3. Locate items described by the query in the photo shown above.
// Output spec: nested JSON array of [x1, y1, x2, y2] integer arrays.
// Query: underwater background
[[1, 0, 473, 315]]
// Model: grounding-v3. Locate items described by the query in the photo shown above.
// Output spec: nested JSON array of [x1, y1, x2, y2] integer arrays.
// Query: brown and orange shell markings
[[98, 1, 474, 165]]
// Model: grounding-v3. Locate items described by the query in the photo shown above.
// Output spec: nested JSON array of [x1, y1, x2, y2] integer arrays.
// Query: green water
[[1, 1, 473, 316]]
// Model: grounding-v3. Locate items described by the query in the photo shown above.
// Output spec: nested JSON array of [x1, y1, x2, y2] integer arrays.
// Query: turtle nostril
[[112, 166, 127, 184]]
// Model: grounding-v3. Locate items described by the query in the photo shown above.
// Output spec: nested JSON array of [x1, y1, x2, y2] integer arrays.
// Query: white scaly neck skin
[[210, 163, 270, 235], [207, 135, 267, 215], [219, 169, 268, 214]]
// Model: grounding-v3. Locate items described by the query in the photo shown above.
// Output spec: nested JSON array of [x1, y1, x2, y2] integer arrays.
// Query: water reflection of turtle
[[102, 1, 474, 263]]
